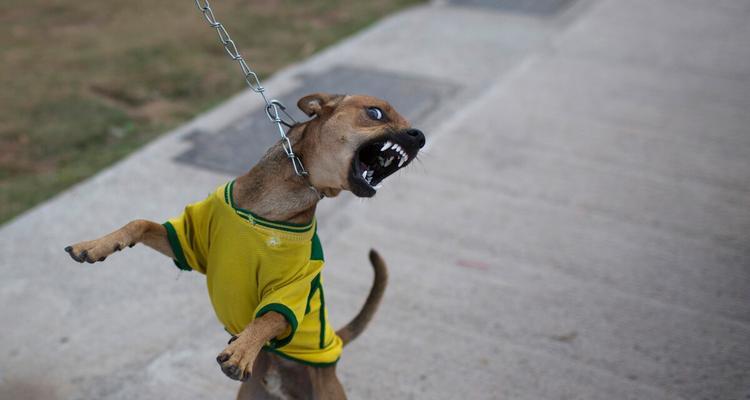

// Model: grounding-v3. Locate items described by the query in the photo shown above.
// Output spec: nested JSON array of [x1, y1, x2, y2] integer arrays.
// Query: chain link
[[193, 0, 307, 177]]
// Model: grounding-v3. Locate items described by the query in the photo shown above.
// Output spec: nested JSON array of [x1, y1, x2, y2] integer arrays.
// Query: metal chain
[[193, 0, 308, 177]]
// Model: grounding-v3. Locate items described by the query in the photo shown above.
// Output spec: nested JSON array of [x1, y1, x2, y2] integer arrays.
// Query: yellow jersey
[[163, 180, 342, 366]]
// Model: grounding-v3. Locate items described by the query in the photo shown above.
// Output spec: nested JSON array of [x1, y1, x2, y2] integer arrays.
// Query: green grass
[[0, 0, 422, 224]]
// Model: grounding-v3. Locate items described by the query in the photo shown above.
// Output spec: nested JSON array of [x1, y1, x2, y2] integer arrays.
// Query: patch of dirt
[[132, 99, 188, 123], [90, 83, 151, 108], [89, 82, 188, 123], [0, 135, 58, 179]]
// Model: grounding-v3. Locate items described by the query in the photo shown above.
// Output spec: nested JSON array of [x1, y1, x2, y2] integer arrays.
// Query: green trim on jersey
[[163, 222, 191, 271], [256, 303, 298, 349], [305, 274, 321, 315], [318, 284, 327, 349], [311, 232, 324, 261], [225, 180, 314, 233]]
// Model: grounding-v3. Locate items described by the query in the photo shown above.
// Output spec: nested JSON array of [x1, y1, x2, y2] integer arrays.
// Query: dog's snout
[[406, 129, 426, 148]]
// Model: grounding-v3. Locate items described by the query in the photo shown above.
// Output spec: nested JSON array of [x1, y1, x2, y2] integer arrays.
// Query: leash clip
[[290, 155, 308, 177], [265, 100, 297, 128]]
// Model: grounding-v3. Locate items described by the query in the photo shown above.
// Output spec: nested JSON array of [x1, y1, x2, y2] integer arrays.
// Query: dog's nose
[[406, 129, 426, 148]]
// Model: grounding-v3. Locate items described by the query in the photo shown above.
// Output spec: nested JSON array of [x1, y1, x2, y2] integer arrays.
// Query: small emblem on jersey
[[267, 237, 281, 248]]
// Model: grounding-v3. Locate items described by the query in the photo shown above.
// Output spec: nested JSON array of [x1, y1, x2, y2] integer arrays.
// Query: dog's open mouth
[[349, 135, 418, 197]]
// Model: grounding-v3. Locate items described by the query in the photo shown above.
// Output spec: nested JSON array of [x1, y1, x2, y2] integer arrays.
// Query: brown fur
[[65, 93, 422, 399]]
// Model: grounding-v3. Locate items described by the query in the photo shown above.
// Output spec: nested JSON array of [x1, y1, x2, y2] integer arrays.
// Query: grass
[[0, 0, 422, 224]]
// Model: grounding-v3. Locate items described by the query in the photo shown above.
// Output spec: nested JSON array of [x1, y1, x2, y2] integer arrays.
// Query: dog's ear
[[297, 93, 344, 117]]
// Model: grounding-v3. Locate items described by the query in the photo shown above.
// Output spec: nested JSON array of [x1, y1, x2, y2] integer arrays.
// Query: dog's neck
[[232, 124, 323, 225]]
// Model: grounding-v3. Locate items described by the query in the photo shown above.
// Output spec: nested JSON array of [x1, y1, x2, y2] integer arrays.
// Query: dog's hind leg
[[235, 351, 343, 400], [309, 367, 347, 400], [65, 219, 173, 263]]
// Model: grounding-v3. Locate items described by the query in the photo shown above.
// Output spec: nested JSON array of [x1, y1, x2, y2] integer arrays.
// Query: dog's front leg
[[216, 311, 288, 381], [65, 219, 173, 263]]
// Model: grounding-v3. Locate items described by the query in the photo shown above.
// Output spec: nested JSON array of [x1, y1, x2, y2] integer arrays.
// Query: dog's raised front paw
[[216, 338, 257, 381], [64, 238, 131, 264]]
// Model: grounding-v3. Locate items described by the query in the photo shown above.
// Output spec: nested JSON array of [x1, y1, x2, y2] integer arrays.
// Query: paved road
[[1, 1, 749, 399]]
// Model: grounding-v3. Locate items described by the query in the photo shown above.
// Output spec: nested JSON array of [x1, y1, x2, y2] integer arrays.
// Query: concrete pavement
[[1, 0, 749, 399]]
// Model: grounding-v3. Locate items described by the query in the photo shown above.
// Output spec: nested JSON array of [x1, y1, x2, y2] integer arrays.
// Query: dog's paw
[[216, 339, 256, 381], [64, 238, 133, 264]]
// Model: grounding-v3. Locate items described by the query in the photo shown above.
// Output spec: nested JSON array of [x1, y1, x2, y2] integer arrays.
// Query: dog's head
[[296, 93, 425, 198]]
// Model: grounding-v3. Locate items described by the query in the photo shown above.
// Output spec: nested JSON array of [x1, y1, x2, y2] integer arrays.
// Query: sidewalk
[[2, 1, 749, 399]]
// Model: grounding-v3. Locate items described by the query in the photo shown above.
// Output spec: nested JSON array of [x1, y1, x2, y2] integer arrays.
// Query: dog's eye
[[366, 107, 384, 121]]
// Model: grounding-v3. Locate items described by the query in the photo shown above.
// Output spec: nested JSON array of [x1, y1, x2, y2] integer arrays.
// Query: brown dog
[[65, 93, 425, 399]]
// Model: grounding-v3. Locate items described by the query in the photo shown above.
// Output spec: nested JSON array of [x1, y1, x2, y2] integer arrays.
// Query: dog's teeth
[[398, 157, 406, 168], [362, 170, 367, 179], [393, 144, 401, 153], [367, 170, 374, 177], [404, 154, 409, 163], [381, 141, 392, 151]]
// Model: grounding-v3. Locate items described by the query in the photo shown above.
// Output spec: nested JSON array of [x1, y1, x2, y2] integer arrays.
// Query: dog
[[65, 93, 425, 399]]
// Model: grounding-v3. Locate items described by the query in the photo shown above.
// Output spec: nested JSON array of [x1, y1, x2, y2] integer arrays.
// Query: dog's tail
[[336, 249, 388, 346]]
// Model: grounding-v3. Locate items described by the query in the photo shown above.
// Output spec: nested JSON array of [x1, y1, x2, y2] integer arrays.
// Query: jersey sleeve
[[254, 267, 319, 349], [162, 198, 212, 274]]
